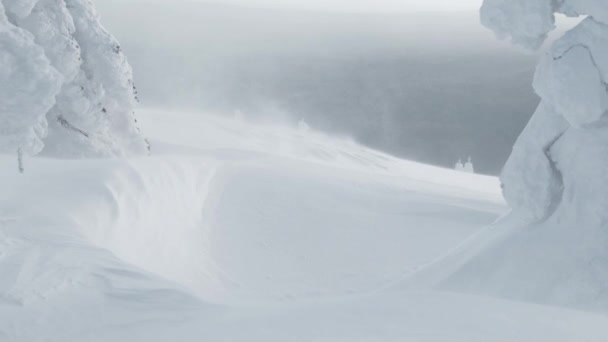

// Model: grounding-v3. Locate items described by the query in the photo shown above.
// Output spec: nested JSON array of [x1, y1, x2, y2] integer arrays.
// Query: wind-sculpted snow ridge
[[0, 0, 147, 161], [3, 110, 608, 340], [1, 110, 506, 305], [419, 0, 608, 312]]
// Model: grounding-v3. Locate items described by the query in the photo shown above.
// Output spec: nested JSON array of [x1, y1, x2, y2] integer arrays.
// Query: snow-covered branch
[[0, 0, 148, 164]]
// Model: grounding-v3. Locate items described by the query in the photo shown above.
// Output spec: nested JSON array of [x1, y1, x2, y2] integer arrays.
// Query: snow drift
[[3, 109, 608, 340], [2, 110, 503, 304], [4, 108, 608, 341], [7, 110, 566, 341]]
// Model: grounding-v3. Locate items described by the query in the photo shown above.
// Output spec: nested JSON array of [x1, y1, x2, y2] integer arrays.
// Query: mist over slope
[[96, 1, 540, 175]]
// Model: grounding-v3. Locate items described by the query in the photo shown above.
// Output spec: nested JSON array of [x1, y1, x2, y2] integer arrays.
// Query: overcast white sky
[[188, 0, 482, 13]]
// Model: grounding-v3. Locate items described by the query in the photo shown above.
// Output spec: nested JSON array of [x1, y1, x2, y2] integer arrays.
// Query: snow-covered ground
[[1, 109, 607, 341]]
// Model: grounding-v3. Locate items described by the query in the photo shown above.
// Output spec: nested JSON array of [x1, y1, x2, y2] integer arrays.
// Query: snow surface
[[2, 109, 608, 340]]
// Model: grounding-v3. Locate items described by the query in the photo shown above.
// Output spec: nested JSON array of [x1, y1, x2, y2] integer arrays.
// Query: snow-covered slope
[[2, 109, 608, 341]]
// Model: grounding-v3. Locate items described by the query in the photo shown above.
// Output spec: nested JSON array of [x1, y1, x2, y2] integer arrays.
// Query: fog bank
[[97, 1, 540, 174]]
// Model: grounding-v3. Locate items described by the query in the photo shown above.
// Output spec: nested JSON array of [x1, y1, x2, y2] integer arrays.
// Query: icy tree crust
[[439, 0, 608, 311], [0, 0, 148, 159], [481, 0, 608, 221], [481, 0, 608, 49]]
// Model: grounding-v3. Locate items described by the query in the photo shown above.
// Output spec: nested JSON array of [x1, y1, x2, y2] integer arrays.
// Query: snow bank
[[0, 0, 147, 160], [0, 111, 522, 340], [5, 110, 503, 304], [440, 127, 608, 311], [7, 108, 608, 340], [4, 155, 498, 305]]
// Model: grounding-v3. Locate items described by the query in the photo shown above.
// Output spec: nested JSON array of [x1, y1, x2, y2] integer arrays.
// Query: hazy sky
[[174, 0, 482, 13]]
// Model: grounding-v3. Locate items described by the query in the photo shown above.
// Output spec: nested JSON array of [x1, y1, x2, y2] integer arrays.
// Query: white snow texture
[[0, 0, 147, 158], [3, 1, 608, 338]]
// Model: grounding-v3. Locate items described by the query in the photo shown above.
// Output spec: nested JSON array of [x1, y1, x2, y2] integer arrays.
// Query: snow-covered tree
[[463, 156, 474, 174], [481, 0, 608, 222], [439, 0, 608, 310], [0, 0, 148, 165], [297, 119, 310, 133], [454, 159, 464, 171], [0, 0, 63, 169], [455, 157, 474, 173], [52, 0, 149, 157]]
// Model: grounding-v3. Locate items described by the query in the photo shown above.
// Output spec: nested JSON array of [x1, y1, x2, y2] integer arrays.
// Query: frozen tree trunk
[[17, 148, 24, 173]]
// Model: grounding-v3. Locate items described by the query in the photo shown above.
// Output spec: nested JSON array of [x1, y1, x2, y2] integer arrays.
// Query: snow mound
[[3, 109, 505, 304], [441, 122, 608, 312], [3, 109, 608, 340]]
